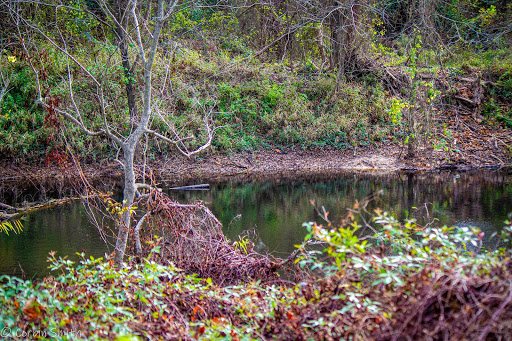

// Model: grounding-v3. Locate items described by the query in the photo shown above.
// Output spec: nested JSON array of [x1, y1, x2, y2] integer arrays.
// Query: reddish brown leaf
[[22, 299, 44, 321]]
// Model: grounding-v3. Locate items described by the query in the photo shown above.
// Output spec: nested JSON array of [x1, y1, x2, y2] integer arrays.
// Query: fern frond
[[0, 220, 24, 235]]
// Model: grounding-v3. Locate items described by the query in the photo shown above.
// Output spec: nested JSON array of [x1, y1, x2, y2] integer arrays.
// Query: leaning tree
[[7, 0, 218, 265]]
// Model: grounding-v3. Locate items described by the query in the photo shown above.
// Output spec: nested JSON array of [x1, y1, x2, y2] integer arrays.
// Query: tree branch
[[146, 105, 216, 158], [134, 213, 148, 255]]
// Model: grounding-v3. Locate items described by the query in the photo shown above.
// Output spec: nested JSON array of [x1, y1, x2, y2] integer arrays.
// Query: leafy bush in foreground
[[1, 213, 512, 340]]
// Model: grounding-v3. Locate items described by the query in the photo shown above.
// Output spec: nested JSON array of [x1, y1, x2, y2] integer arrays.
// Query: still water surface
[[1, 169, 511, 278]]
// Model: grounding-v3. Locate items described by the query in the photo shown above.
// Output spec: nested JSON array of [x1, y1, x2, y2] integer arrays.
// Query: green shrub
[[2, 211, 511, 340]]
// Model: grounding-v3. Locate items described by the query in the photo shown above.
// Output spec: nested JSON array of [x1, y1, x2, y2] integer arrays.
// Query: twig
[[497, 138, 512, 150], [459, 119, 480, 135], [274, 239, 317, 268], [477, 282, 512, 341], [424, 202, 434, 227], [0, 202, 17, 211], [134, 213, 149, 255], [490, 154, 504, 164]]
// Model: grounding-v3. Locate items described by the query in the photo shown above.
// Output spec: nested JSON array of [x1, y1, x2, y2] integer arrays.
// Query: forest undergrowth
[[1, 37, 512, 167], [2, 194, 512, 340]]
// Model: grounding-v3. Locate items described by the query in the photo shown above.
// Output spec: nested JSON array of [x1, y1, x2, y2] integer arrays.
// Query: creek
[[1, 168, 511, 278]]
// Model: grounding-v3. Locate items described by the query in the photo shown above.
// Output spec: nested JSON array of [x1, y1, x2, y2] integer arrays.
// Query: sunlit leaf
[[115, 335, 141, 341]]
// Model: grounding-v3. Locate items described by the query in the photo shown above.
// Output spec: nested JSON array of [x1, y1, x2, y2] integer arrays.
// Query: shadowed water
[[1, 168, 511, 278]]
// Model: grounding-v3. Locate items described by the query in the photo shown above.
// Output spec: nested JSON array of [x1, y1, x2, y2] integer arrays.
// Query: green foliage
[[482, 97, 512, 128], [2, 212, 511, 339], [437, 1, 511, 47], [298, 210, 500, 288], [2, 0, 510, 162], [497, 71, 512, 100], [0, 249, 174, 340], [263, 83, 284, 108], [301, 221, 368, 272], [481, 68, 512, 129], [1, 21, 402, 160], [0, 43, 116, 162], [233, 235, 251, 255], [0, 220, 23, 235], [500, 217, 512, 243], [0, 61, 49, 157], [208, 72, 393, 151], [387, 98, 406, 125]]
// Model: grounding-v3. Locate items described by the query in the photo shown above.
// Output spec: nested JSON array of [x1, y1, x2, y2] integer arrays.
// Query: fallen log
[[169, 184, 210, 191], [0, 195, 98, 221]]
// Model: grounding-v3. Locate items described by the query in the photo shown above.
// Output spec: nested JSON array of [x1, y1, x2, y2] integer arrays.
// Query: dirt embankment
[[0, 138, 509, 192]]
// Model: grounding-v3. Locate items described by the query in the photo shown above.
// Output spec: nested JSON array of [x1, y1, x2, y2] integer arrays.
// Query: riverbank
[[2, 102, 512, 203], [1, 136, 510, 190]]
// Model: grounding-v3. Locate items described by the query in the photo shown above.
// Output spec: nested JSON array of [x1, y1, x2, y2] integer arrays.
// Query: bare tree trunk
[[420, 0, 438, 45], [329, 4, 344, 71], [113, 146, 136, 265], [406, 0, 439, 46], [317, 24, 327, 67], [473, 73, 482, 120], [407, 109, 416, 159], [115, 0, 137, 125]]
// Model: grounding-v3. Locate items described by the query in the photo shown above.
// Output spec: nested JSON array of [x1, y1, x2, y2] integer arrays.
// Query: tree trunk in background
[[328, 0, 364, 87], [420, 0, 438, 44], [115, 0, 137, 125], [317, 24, 328, 67], [407, 0, 439, 45], [407, 106, 417, 159]]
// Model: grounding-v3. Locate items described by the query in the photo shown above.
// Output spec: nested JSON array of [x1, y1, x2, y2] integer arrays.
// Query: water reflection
[[0, 204, 112, 278], [169, 169, 512, 256], [1, 168, 511, 278]]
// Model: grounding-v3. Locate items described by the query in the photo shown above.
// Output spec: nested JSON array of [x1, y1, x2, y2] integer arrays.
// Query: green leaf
[[115, 335, 141, 341]]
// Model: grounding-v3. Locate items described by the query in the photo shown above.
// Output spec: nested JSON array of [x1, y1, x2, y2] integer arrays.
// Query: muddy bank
[[1, 143, 510, 193], [154, 143, 511, 184]]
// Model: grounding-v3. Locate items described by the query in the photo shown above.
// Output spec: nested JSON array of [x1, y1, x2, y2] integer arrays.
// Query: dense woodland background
[[0, 0, 511, 165]]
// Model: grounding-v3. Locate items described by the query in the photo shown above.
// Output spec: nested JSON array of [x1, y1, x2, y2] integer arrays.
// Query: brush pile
[[132, 190, 285, 286], [373, 260, 512, 340]]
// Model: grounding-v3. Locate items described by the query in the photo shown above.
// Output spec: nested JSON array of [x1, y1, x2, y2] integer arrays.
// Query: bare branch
[[135, 183, 161, 192], [131, 0, 147, 65], [0, 75, 10, 105], [13, 13, 101, 87], [146, 104, 217, 158], [133, 212, 148, 255], [54, 108, 106, 137]]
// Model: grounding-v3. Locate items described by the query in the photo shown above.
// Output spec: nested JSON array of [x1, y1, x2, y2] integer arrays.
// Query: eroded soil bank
[[0, 140, 510, 194]]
